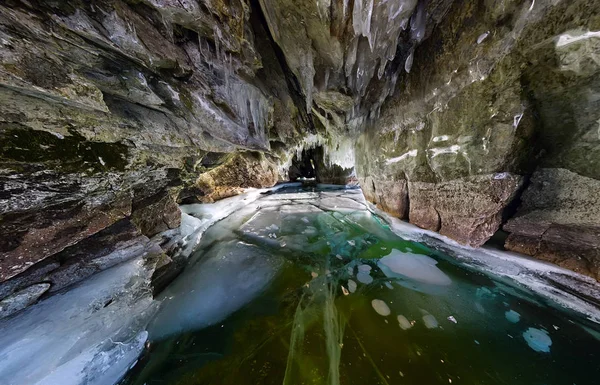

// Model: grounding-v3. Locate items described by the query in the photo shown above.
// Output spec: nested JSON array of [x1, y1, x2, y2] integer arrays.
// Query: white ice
[[358, 264, 372, 272], [373, 207, 600, 324], [348, 279, 357, 293], [356, 271, 374, 284], [178, 183, 302, 257], [147, 241, 283, 340], [422, 314, 439, 329], [0, 257, 156, 385], [378, 249, 452, 286]]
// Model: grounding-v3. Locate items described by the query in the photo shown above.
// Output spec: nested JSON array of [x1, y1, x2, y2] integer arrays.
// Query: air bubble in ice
[[422, 314, 438, 329], [358, 264, 372, 272], [378, 249, 452, 286], [357, 272, 373, 284], [371, 299, 391, 316], [398, 315, 412, 330], [523, 328, 552, 353], [505, 310, 521, 323], [348, 279, 357, 293]]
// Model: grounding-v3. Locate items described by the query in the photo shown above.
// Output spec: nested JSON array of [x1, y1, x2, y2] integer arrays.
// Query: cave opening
[[288, 147, 318, 182]]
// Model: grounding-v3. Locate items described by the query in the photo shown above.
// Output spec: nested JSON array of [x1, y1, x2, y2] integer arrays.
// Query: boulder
[[504, 168, 600, 280]]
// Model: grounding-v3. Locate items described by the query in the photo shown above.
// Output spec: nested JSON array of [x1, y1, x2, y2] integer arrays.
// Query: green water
[[121, 187, 600, 385]]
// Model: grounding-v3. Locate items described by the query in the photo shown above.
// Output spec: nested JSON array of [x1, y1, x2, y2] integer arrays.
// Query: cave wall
[[0, 0, 315, 314], [355, 0, 600, 279], [1, 0, 600, 316]]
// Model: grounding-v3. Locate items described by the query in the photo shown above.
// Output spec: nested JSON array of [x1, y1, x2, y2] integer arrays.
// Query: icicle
[[378, 59, 386, 79], [410, 0, 427, 42], [343, 0, 350, 20], [405, 49, 414, 73], [345, 37, 359, 78], [353, 0, 374, 47]]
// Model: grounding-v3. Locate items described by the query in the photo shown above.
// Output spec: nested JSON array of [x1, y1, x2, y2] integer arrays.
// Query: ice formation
[[6, 185, 600, 385], [344, 0, 420, 112], [373, 207, 600, 324], [357, 271, 374, 284], [0, 258, 156, 385], [148, 241, 284, 340], [523, 328, 552, 353], [358, 264, 372, 272], [378, 249, 452, 286]]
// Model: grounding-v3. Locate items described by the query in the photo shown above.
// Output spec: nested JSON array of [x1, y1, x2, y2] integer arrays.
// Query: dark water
[[121, 187, 600, 385]]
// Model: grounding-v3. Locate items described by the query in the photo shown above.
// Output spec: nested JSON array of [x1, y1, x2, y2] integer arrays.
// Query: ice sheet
[[0, 257, 156, 385], [371, 206, 600, 324], [148, 241, 284, 340]]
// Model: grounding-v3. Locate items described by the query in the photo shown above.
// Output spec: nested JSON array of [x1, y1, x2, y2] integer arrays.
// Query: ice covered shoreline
[[372, 205, 600, 325], [1, 185, 599, 385]]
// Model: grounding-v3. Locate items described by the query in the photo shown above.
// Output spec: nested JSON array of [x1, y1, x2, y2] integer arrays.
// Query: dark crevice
[[249, 0, 316, 133]]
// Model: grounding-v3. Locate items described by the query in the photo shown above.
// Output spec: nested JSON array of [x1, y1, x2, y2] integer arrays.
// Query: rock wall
[[355, 0, 600, 279], [0, 0, 313, 315], [1, 0, 600, 316]]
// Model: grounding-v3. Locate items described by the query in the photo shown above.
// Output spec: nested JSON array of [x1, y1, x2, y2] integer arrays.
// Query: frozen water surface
[[120, 185, 600, 385], [3, 185, 600, 385]]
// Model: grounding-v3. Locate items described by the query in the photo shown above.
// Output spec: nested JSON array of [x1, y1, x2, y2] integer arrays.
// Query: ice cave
[[1, 1, 600, 384]]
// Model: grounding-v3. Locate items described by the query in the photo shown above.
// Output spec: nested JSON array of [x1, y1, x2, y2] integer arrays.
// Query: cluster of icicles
[[342, 0, 429, 120]]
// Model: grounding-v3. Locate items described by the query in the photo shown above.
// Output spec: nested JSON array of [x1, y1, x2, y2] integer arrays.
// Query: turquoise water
[[121, 187, 600, 385]]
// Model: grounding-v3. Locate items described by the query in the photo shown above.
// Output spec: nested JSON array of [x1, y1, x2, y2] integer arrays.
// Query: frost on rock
[[0, 258, 156, 385]]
